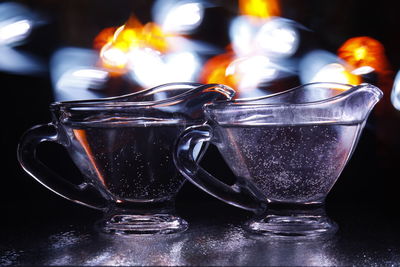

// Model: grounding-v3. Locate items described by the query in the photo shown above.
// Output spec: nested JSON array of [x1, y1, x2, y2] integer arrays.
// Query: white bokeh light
[[100, 44, 128, 67], [311, 63, 351, 84], [255, 18, 299, 57], [227, 55, 277, 93], [162, 2, 204, 33], [0, 19, 31, 45], [391, 70, 400, 111], [230, 16, 258, 56], [128, 48, 200, 88]]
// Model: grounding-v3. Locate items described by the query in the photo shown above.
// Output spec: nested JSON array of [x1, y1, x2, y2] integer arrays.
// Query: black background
[[3, 0, 400, 240]]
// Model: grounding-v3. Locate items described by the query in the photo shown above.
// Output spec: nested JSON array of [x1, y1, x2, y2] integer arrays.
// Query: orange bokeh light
[[200, 52, 238, 90], [93, 27, 117, 51], [94, 15, 171, 71], [239, 0, 280, 19], [338, 36, 389, 73]]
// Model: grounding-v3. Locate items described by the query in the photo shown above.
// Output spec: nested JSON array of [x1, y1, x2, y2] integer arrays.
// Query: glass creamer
[[174, 82, 382, 239], [18, 82, 235, 235]]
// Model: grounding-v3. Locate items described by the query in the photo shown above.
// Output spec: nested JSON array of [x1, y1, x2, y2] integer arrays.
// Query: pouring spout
[[358, 83, 383, 106], [343, 83, 383, 123]]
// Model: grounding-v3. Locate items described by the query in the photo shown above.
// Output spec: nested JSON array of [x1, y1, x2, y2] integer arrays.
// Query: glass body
[[18, 82, 235, 235], [174, 82, 383, 239]]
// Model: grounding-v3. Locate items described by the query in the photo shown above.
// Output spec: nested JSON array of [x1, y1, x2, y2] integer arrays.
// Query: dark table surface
[[1, 186, 400, 266], [2, 124, 400, 266]]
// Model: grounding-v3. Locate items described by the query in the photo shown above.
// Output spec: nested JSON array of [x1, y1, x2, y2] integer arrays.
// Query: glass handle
[[173, 124, 266, 214], [17, 123, 107, 210]]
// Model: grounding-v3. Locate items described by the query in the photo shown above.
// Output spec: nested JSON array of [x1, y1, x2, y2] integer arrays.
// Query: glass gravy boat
[[17, 82, 235, 235], [174, 82, 382, 239]]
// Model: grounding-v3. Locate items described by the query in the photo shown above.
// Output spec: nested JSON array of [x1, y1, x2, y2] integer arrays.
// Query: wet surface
[[4, 119, 400, 266], [4, 123, 400, 266], [1, 199, 400, 266]]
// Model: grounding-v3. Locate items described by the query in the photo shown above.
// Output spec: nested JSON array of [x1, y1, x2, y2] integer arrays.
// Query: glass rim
[[204, 82, 374, 110], [49, 82, 206, 110]]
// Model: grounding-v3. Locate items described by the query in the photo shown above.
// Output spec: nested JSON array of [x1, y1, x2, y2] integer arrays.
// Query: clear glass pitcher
[[17, 82, 235, 235], [174, 82, 383, 239]]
